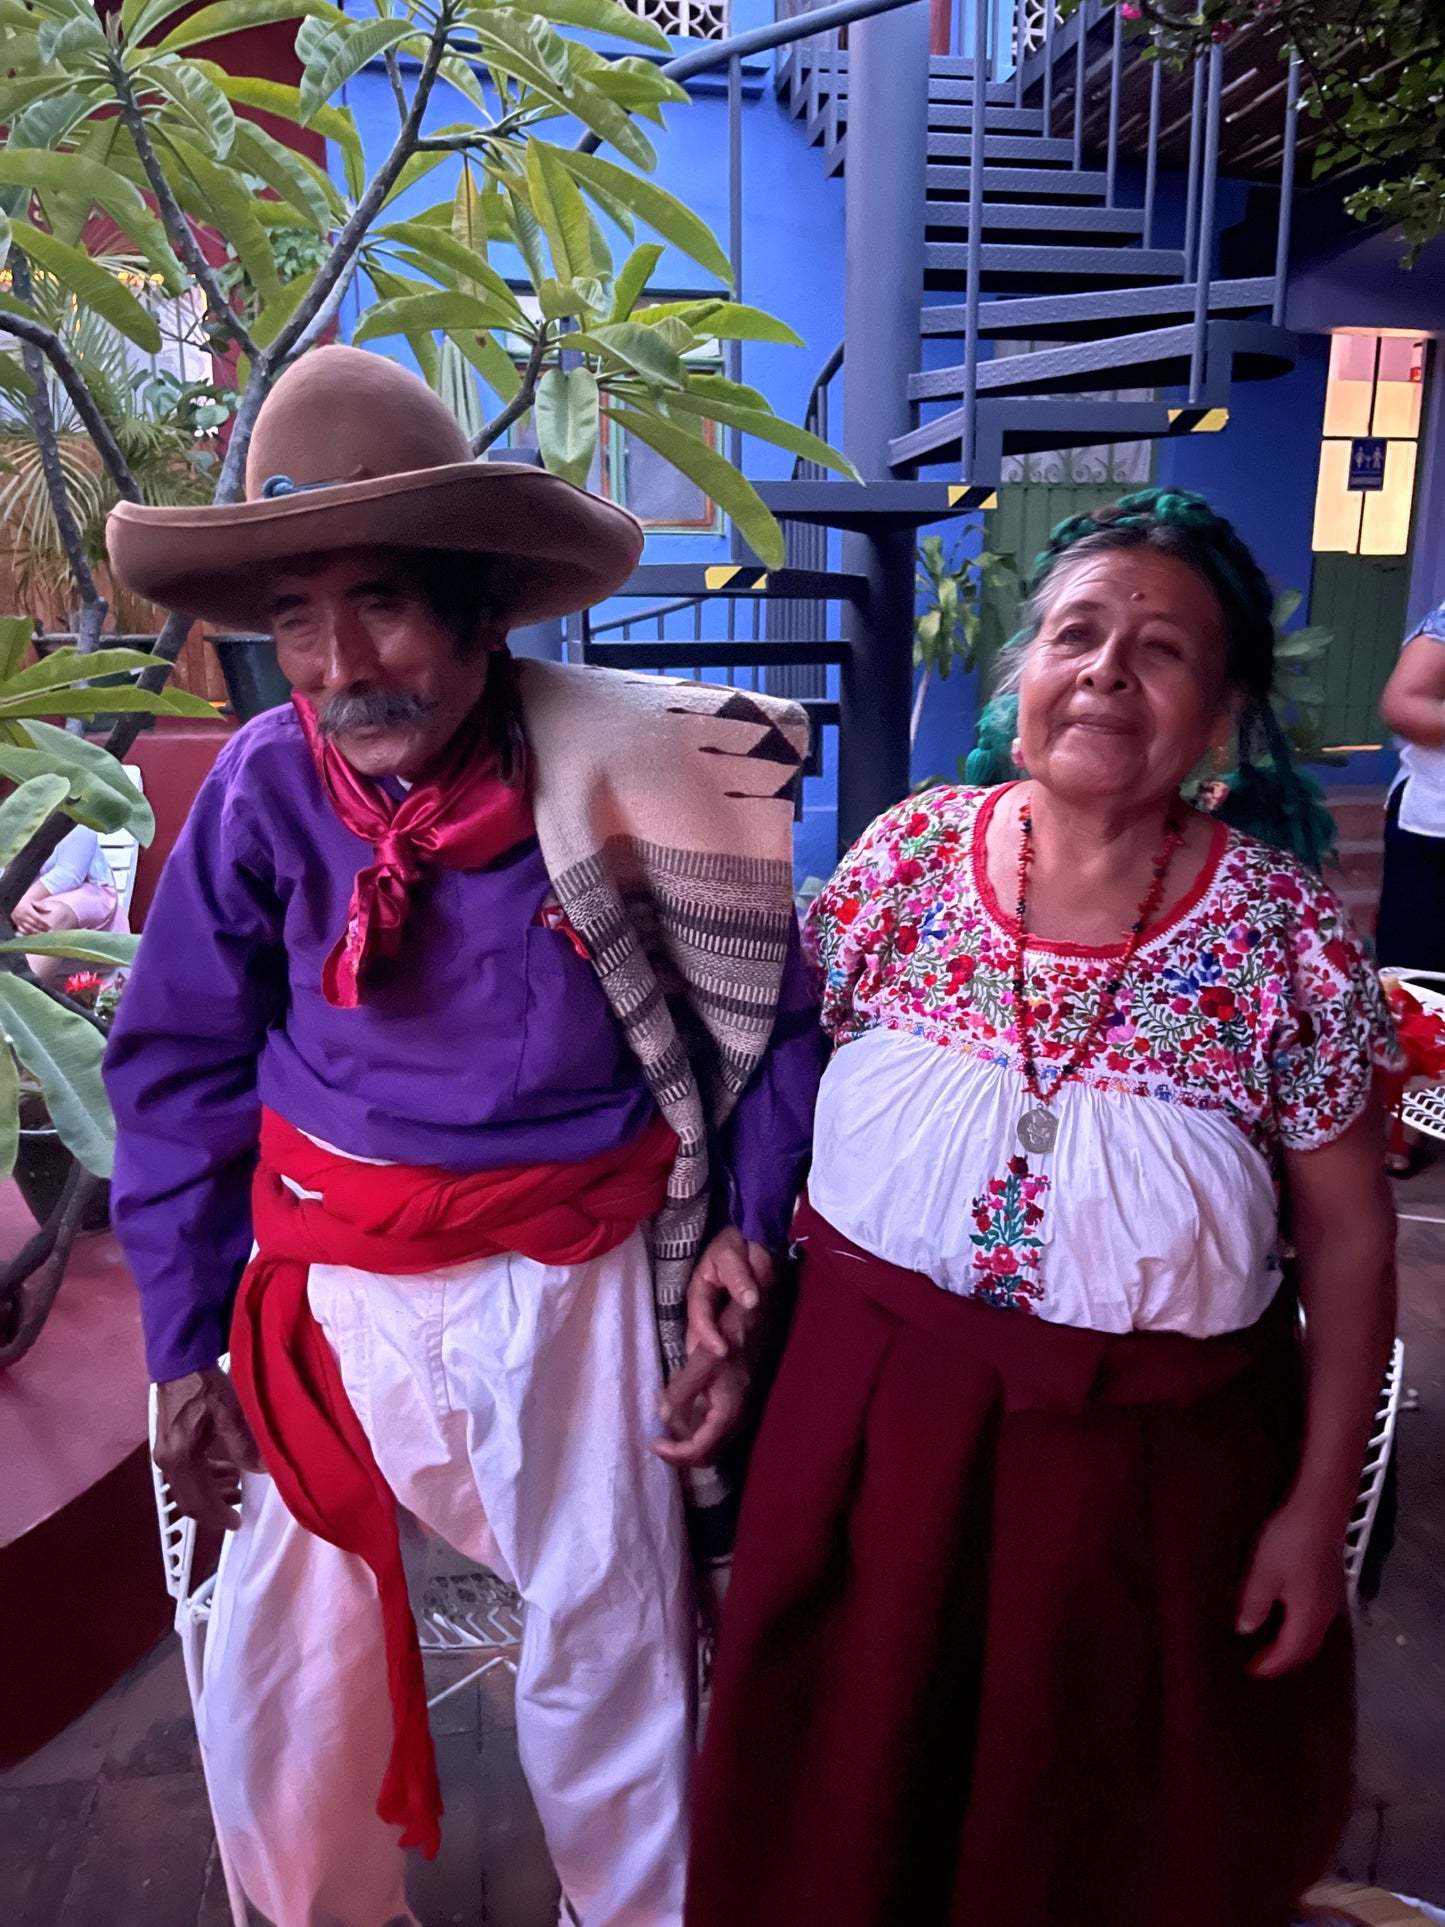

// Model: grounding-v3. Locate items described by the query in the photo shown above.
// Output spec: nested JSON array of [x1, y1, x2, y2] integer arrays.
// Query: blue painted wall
[[338, 42, 1423, 851]]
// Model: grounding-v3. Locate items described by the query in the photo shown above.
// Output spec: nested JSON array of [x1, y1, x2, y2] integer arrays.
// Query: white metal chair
[[1344, 1335, 1405, 1606], [148, 1378, 526, 1927], [1391, 970, 1445, 1144], [98, 764, 144, 925]]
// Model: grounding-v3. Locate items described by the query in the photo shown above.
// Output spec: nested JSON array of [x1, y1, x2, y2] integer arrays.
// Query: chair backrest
[[99, 765, 144, 921]]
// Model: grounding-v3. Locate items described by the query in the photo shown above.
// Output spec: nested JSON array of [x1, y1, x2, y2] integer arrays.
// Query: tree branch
[[269, 11, 453, 366], [213, 353, 274, 503], [0, 1160, 107, 1370], [384, 47, 410, 126], [472, 323, 548, 455], [0, 311, 142, 504], [108, 56, 260, 362]]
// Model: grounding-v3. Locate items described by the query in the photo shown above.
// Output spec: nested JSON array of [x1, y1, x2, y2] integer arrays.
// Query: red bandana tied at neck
[[293, 688, 536, 1007]]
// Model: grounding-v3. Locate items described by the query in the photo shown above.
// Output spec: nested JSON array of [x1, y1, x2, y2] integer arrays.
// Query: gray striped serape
[[516, 659, 808, 1544]]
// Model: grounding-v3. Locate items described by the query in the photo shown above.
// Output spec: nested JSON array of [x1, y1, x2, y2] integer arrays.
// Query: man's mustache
[[316, 689, 439, 736]]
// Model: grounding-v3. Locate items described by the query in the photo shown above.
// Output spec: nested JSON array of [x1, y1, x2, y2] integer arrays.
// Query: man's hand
[[154, 1367, 263, 1533], [1236, 1499, 1347, 1678], [653, 1346, 750, 1469], [687, 1225, 776, 1361]]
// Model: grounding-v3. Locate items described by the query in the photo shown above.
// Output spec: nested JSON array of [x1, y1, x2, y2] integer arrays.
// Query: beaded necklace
[[1010, 790, 1186, 1156]]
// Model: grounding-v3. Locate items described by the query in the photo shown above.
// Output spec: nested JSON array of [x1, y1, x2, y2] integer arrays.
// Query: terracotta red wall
[[121, 717, 236, 928]]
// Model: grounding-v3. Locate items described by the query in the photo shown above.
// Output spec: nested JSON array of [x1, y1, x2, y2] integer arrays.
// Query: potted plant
[[11, 972, 122, 1232]]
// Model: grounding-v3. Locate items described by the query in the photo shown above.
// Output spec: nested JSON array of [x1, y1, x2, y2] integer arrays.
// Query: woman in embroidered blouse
[[686, 489, 1399, 1927]]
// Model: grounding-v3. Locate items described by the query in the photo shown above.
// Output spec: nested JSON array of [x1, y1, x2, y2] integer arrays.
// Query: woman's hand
[[32, 896, 80, 933], [11, 883, 51, 937], [686, 1225, 776, 1361], [1236, 1499, 1346, 1677]]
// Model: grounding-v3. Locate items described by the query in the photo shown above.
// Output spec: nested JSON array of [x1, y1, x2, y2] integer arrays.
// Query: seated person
[[13, 823, 128, 986]]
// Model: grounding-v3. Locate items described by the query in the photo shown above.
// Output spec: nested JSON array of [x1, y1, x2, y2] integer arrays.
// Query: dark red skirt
[[686, 1202, 1353, 1927]]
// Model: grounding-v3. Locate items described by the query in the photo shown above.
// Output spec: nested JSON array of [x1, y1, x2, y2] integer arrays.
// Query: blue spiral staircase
[[774, 14, 1300, 482], [585, 0, 1305, 853]]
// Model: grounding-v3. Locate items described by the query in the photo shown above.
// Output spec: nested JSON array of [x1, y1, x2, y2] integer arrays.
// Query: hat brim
[[105, 461, 644, 631]]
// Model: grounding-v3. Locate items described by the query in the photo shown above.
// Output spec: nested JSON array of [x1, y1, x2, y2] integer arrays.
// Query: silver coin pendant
[[1017, 1107, 1059, 1155]]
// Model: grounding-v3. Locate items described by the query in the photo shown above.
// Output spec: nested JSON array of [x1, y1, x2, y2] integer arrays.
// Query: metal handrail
[[1272, 53, 1302, 327], [587, 596, 705, 636]]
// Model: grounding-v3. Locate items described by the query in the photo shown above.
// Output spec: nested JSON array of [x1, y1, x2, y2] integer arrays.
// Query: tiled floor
[[4, 1157, 1445, 1926], [0, 1640, 560, 1927]]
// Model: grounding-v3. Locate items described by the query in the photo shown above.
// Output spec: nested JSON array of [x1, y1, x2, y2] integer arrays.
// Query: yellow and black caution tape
[[1167, 406, 1230, 434]]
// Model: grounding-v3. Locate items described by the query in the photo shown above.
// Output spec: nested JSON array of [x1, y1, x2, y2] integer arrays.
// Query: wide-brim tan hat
[[106, 344, 644, 631]]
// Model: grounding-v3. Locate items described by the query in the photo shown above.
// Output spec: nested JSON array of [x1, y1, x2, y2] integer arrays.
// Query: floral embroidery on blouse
[[969, 1155, 1049, 1313], [803, 783, 1402, 1167]]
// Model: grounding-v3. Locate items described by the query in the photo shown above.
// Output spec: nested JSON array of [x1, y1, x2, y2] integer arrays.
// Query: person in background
[[1377, 605, 1445, 969], [687, 488, 1399, 1927], [1375, 605, 1445, 1171], [12, 821, 126, 985]]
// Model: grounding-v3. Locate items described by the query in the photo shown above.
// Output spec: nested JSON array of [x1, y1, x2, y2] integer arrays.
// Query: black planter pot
[[14, 1093, 111, 1232], [207, 634, 292, 723]]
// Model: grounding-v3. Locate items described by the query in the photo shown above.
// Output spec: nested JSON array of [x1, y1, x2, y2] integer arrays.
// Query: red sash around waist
[[229, 1107, 678, 1860]]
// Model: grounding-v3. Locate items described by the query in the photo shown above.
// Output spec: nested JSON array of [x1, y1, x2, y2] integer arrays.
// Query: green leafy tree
[[911, 534, 1018, 749], [0, 615, 213, 1365], [1100, 0, 1445, 259], [0, 0, 853, 1360]]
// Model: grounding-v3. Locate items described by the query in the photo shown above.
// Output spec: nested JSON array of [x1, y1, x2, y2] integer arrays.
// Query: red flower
[[949, 956, 977, 988], [896, 924, 919, 955], [834, 896, 862, 926], [905, 811, 930, 839], [65, 970, 105, 996], [895, 858, 924, 886], [1198, 986, 1237, 1021], [1008, 1155, 1030, 1177]]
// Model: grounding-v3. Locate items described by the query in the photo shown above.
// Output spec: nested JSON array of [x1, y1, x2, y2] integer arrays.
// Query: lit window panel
[[1360, 439, 1419, 555], [1322, 333, 1378, 438], [1312, 439, 1365, 553], [1372, 336, 1427, 439]]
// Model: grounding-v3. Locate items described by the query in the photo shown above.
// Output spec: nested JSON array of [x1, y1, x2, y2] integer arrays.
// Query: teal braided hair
[[967, 486, 1337, 870]]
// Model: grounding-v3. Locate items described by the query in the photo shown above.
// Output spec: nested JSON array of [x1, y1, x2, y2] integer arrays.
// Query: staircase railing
[[781, 0, 1303, 477]]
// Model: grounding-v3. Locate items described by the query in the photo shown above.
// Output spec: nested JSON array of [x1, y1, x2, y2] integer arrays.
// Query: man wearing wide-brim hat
[[104, 345, 825, 1927]]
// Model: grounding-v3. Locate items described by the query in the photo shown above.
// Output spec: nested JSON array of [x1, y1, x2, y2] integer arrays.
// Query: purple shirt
[[105, 704, 825, 1381]]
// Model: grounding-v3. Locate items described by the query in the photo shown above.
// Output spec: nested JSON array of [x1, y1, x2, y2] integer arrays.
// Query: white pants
[[197, 1230, 695, 1927]]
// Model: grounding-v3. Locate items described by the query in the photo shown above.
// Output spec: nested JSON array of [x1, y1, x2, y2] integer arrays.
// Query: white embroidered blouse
[[803, 784, 1401, 1338]]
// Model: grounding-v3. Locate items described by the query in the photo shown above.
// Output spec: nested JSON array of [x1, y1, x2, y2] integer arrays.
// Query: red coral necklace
[[1010, 789, 1185, 1156]]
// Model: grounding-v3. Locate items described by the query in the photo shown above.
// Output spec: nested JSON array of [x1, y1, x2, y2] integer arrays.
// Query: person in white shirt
[[12, 822, 127, 985], [1378, 602, 1445, 973]]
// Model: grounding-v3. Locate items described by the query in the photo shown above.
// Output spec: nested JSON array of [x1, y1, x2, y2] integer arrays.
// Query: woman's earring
[[1011, 736, 1025, 771]]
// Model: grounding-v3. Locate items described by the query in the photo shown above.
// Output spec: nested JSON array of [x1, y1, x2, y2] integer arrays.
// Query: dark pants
[[1376, 784, 1445, 970], [687, 1204, 1353, 1927]]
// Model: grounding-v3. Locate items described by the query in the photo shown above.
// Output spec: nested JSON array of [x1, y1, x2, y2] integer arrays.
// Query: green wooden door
[[1309, 553, 1413, 749], [985, 482, 1137, 584]]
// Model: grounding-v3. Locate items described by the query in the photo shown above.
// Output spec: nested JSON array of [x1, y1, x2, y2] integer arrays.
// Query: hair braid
[[971, 485, 1338, 870]]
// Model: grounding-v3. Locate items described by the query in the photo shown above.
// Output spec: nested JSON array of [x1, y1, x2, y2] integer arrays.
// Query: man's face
[[268, 547, 496, 781]]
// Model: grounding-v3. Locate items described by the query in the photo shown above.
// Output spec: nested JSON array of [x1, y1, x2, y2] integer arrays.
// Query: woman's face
[[1016, 547, 1234, 810]]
